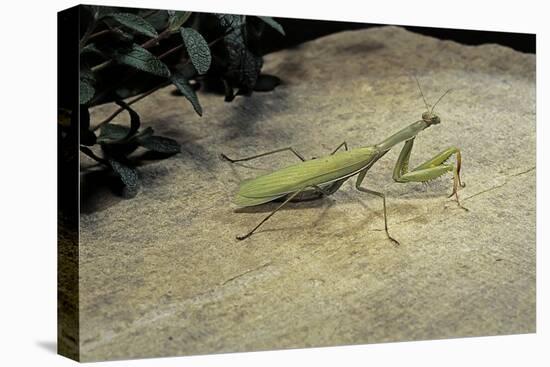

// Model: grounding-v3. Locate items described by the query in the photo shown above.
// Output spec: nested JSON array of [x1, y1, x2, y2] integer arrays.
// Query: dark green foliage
[[97, 123, 133, 144], [180, 27, 211, 75], [258, 16, 285, 35], [79, 65, 97, 105], [80, 43, 102, 55], [84, 102, 180, 194], [104, 13, 158, 38], [214, 13, 284, 99], [226, 41, 264, 90], [75, 6, 285, 197], [216, 13, 245, 32], [115, 100, 140, 140], [114, 44, 171, 77], [170, 72, 202, 116], [79, 71, 95, 105], [138, 135, 181, 154], [107, 157, 139, 197], [167, 11, 192, 32]]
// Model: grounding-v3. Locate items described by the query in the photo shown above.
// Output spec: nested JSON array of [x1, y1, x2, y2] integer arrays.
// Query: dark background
[[261, 18, 535, 55]]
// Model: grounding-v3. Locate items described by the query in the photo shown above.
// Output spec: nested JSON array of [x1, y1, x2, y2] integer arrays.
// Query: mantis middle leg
[[392, 138, 466, 208], [355, 169, 400, 246]]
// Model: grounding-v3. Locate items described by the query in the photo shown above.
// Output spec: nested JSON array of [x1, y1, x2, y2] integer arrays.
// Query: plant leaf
[[114, 44, 170, 77], [95, 6, 117, 19], [222, 79, 235, 102], [136, 10, 168, 30], [96, 102, 141, 144], [180, 28, 211, 75], [97, 124, 130, 144], [225, 38, 263, 89], [168, 11, 192, 32], [171, 73, 202, 116], [137, 126, 154, 140], [79, 68, 95, 104], [257, 16, 285, 35], [216, 14, 245, 32], [86, 5, 101, 19], [98, 124, 155, 145], [105, 13, 158, 38], [80, 79, 95, 105], [137, 135, 181, 154], [108, 156, 139, 196], [80, 43, 103, 55], [115, 100, 141, 140]]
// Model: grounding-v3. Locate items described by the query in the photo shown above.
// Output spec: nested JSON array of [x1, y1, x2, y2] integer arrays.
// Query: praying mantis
[[220, 78, 466, 245]]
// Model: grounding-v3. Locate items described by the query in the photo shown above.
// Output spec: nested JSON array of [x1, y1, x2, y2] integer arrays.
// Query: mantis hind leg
[[221, 141, 348, 164], [236, 185, 330, 240], [393, 139, 467, 209], [355, 169, 400, 246], [330, 141, 349, 155], [220, 146, 306, 163]]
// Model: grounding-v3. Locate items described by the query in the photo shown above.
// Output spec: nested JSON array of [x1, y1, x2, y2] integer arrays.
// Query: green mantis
[[220, 79, 466, 245]]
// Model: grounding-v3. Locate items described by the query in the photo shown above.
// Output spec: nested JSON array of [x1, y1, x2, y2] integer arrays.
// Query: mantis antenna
[[414, 75, 430, 111], [431, 89, 453, 113]]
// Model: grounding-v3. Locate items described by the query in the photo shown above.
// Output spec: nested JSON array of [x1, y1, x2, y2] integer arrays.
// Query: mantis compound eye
[[422, 111, 440, 125], [422, 111, 432, 122]]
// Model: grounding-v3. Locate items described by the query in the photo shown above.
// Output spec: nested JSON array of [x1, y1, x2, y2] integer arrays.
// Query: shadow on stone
[[336, 39, 385, 55], [234, 197, 331, 214], [221, 89, 293, 141], [80, 167, 125, 214]]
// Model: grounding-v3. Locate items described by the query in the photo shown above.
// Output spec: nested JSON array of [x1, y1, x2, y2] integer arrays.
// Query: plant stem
[[89, 31, 228, 127], [92, 81, 170, 131], [88, 28, 110, 41], [91, 59, 112, 73], [158, 44, 183, 59], [141, 28, 171, 49], [89, 43, 182, 104], [88, 9, 159, 41], [79, 11, 99, 50], [141, 9, 158, 19], [91, 28, 175, 73], [80, 146, 108, 165]]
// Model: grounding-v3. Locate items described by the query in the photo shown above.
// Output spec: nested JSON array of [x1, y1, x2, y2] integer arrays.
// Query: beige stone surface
[[79, 26, 535, 361]]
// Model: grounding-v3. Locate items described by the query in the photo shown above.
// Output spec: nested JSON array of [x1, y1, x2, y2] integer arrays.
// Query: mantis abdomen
[[234, 146, 380, 206]]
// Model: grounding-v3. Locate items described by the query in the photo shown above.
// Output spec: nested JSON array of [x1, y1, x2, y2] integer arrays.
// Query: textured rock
[[79, 26, 535, 361]]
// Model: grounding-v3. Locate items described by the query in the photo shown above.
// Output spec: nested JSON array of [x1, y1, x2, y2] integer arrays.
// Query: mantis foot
[[448, 191, 469, 211], [220, 153, 236, 163], [388, 235, 400, 247]]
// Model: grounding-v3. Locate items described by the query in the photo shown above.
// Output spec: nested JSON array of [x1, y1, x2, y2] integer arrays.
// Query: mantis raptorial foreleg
[[355, 169, 400, 246], [392, 138, 466, 208], [236, 184, 332, 240]]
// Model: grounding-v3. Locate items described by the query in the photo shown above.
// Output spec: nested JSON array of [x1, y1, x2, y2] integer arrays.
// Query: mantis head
[[421, 110, 441, 126], [414, 76, 452, 128]]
